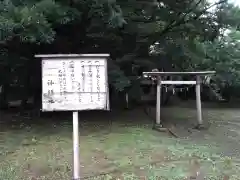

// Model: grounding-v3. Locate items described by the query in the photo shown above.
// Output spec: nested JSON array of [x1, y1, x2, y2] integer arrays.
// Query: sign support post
[[35, 54, 110, 180], [156, 77, 162, 126], [73, 111, 80, 180]]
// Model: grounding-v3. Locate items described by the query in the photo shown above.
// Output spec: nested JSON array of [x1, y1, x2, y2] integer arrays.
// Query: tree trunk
[[0, 84, 9, 109]]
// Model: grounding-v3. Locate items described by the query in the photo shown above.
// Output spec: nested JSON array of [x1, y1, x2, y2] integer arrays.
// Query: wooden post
[[125, 93, 129, 109], [156, 77, 162, 126], [195, 76, 203, 125]]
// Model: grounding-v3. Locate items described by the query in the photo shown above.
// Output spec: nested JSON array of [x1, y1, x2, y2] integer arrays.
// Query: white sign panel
[[41, 55, 109, 111]]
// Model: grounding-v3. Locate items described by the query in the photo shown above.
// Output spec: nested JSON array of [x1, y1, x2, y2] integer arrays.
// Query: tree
[[0, 0, 125, 108], [1, 0, 240, 109]]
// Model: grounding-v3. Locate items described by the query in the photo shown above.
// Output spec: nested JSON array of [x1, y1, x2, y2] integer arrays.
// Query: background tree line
[[1, 0, 240, 109]]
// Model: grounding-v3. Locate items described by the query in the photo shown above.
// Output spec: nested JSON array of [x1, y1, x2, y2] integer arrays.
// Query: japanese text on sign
[[41, 57, 109, 111]]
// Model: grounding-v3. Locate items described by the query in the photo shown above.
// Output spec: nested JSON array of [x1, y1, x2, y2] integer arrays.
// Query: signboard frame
[[37, 54, 110, 112]]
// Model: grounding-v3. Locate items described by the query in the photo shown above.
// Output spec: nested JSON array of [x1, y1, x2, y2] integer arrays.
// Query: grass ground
[[1, 102, 240, 180]]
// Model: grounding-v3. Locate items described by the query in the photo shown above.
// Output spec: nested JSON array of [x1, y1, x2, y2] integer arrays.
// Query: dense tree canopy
[[1, 0, 240, 107]]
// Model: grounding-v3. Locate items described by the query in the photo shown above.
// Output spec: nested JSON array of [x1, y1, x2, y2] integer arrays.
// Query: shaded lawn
[[1, 107, 240, 180]]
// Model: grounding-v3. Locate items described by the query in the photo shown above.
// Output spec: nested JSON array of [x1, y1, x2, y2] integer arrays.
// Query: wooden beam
[[161, 81, 196, 85], [35, 54, 110, 58], [143, 71, 216, 76]]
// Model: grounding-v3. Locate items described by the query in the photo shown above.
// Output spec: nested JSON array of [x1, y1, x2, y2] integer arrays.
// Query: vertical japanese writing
[[88, 61, 93, 102], [81, 61, 85, 92], [47, 80, 54, 103], [78, 61, 85, 103], [47, 89, 54, 94], [46, 77, 54, 104], [58, 69, 63, 96], [47, 80, 54, 86], [95, 61, 100, 101], [69, 61, 75, 91], [62, 61, 67, 100], [77, 82, 81, 102], [47, 89, 54, 103]]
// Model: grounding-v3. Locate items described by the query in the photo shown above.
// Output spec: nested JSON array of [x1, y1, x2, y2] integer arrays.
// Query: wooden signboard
[[36, 54, 110, 180], [40, 54, 109, 111]]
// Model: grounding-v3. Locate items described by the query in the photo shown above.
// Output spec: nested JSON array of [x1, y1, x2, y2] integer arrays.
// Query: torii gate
[[142, 71, 216, 129]]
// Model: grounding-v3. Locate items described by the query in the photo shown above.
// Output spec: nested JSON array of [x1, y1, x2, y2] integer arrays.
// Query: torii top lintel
[[143, 71, 216, 76]]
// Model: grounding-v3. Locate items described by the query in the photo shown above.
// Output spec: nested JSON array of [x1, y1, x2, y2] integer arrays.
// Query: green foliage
[[0, 0, 126, 94], [1, 0, 240, 96], [0, 0, 124, 44], [0, 0, 68, 43], [184, 29, 240, 87], [108, 62, 131, 91]]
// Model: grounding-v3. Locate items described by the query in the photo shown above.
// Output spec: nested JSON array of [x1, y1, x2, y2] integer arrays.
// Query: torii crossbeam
[[142, 71, 216, 129]]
